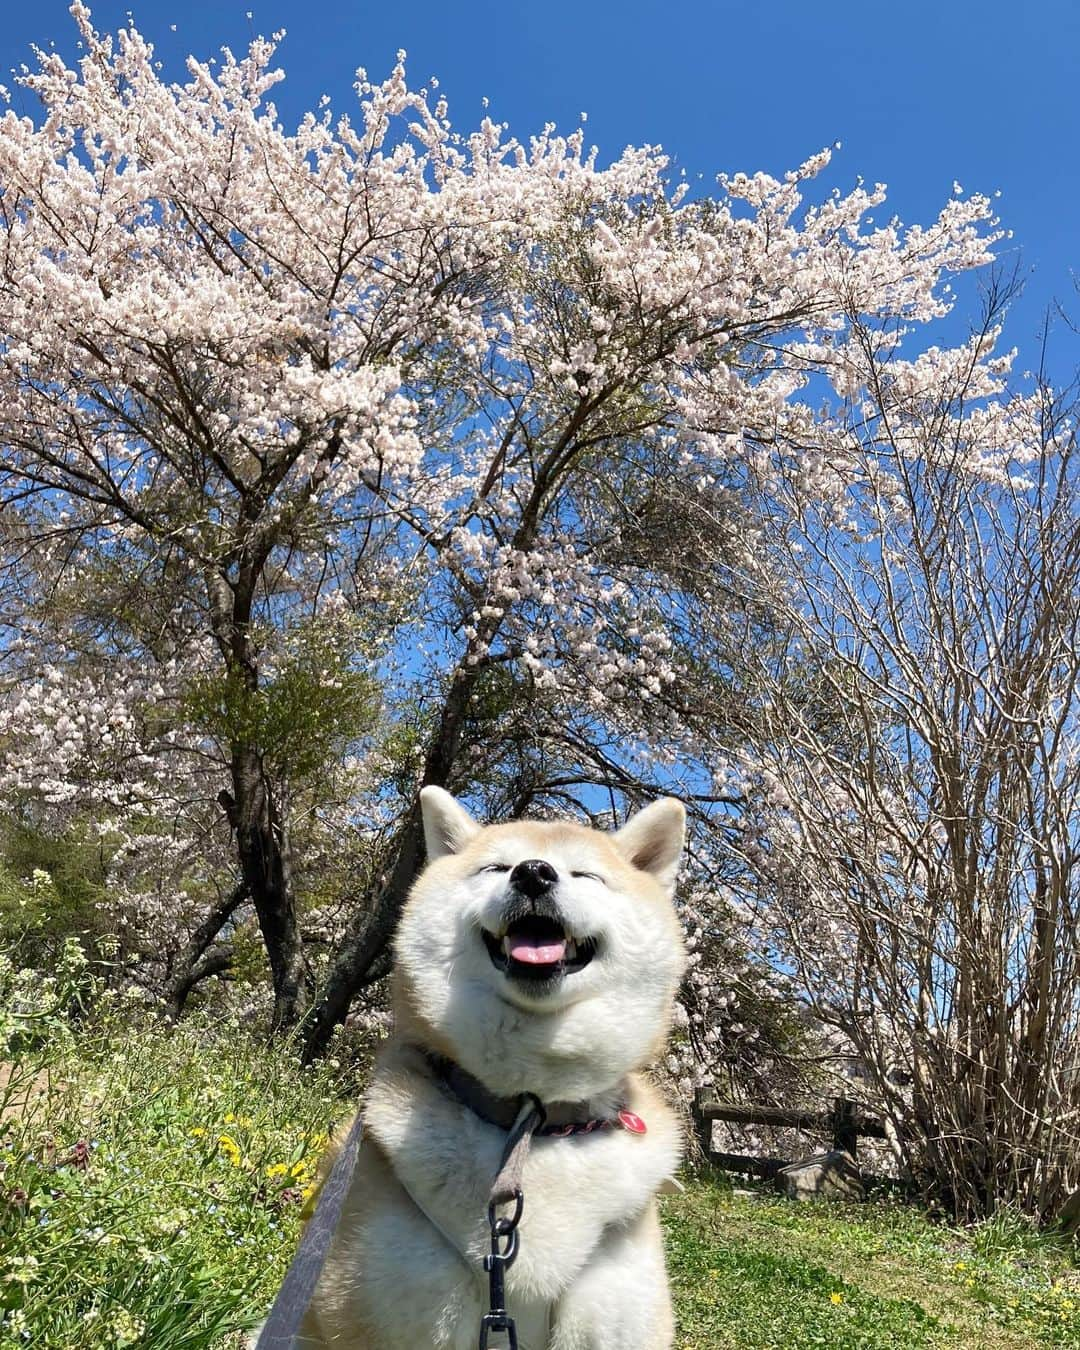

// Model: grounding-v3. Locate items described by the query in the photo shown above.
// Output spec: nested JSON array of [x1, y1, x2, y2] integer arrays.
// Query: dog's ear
[[420, 786, 480, 860], [613, 798, 685, 893]]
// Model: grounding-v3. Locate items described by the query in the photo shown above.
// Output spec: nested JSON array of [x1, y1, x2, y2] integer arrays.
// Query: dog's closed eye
[[478, 863, 510, 874], [571, 870, 607, 885]]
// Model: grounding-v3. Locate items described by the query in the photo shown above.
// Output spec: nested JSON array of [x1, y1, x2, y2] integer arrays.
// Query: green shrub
[[0, 822, 110, 970]]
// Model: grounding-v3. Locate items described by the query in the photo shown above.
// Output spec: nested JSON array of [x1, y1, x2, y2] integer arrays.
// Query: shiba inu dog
[[298, 787, 687, 1349]]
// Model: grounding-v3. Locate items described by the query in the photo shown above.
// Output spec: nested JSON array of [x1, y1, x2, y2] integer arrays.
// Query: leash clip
[[478, 1312, 519, 1350], [479, 1187, 523, 1349]]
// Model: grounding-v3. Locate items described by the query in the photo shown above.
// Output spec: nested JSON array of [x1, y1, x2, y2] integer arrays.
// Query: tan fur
[[297, 792, 687, 1349]]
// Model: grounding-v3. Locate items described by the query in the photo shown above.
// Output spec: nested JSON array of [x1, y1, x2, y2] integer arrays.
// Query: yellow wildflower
[[217, 1133, 243, 1167], [829, 1292, 843, 1305]]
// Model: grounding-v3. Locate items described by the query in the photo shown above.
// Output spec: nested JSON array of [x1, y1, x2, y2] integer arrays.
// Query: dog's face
[[393, 788, 687, 1101]]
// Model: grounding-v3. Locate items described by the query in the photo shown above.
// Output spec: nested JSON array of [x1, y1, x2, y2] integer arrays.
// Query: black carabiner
[[479, 1186, 524, 1348]]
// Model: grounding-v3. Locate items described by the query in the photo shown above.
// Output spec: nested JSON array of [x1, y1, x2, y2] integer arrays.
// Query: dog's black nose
[[510, 858, 558, 898]]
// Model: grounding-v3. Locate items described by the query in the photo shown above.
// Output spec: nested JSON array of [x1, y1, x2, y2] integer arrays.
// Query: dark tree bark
[[299, 657, 483, 1061], [205, 549, 313, 1034], [164, 879, 248, 1018], [167, 945, 235, 1017], [229, 745, 311, 1033], [299, 425, 585, 1060]]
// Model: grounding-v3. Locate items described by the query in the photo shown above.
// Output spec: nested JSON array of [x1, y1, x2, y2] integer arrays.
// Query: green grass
[[0, 949, 352, 1348], [1, 956, 1077, 1347], [0, 1031, 348, 1347], [662, 1174, 1080, 1347]]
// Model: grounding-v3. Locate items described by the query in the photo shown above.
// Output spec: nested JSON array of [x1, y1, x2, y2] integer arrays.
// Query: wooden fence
[[692, 1091, 891, 1178]]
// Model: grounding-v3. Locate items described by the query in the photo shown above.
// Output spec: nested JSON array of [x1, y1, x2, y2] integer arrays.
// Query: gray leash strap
[[479, 1094, 545, 1350], [255, 1112, 365, 1350], [489, 1094, 545, 1206]]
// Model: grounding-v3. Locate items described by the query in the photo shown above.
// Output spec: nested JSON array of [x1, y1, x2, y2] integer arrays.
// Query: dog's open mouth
[[482, 916, 598, 982]]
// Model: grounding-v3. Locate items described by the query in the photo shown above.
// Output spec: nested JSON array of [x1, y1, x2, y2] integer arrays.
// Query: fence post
[[831, 1097, 858, 1157], [693, 1089, 713, 1159]]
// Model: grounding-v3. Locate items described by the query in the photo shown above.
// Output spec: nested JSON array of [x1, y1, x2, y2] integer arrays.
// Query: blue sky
[[3, 0, 1079, 375]]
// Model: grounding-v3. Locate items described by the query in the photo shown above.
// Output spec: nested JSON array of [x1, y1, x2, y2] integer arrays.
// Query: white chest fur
[[361, 1053, 682, 1307]]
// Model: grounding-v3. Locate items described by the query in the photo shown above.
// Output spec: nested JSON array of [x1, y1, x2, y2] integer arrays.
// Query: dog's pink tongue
[[508, 936, 566, 964]]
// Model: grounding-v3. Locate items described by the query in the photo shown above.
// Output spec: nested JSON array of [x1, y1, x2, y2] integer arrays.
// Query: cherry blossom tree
[[735, 285, 1080, 1220], [0, 5, 477, 1028], [0, 7, 1010, 1064], [295, 137, 1007, 1058]]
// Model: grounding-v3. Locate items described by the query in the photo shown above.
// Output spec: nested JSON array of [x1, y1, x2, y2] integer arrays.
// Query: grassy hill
[[1, 985, 1077, 1347]]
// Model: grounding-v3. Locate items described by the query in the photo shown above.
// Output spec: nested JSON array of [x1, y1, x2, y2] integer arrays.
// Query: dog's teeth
[[566, 939, 577, 961], [502, 935, 512, 958]]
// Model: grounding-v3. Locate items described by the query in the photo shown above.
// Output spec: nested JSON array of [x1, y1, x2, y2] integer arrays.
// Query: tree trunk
[[300, 488, 549, 1060], [299, 800, 423, 1061], [299, 658, 481, 1061], [229, 745, 310, 1034]]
